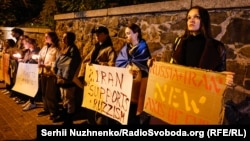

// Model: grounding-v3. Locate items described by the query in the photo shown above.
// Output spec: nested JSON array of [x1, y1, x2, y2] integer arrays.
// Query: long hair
[[46, 31, 59, 47], [183, 5, 212, 38], [127, 23, 142, 41], [26, 38, 37, 47]]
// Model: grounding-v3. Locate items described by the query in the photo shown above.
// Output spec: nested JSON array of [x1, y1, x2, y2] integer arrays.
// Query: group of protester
[[0, 5, 235, 126], [1, 29, 37, 109], [1, 29, 81, 125]]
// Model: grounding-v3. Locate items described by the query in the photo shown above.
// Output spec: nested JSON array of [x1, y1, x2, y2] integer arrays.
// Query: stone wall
[[0, 0, 250, 103], [54, 0, 250, 103]]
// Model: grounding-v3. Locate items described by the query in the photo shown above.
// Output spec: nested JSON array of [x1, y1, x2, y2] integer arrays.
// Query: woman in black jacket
[[172, 6, 225, 72], [149, 5, 235, 125]]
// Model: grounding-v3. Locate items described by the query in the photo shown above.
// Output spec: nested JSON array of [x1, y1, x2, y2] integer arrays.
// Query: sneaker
[[37, 110, 50, 117], [12, 97, 18, 101], [9, 92, 15, 98], [1, 90, 9, 94], [23, 103, 36, 111], [22, 100, 30, 108], [1, 90, 8, 93], [3, 91, 10, 95], [16, 99, 26, 104], [51, 115, 64, 123]]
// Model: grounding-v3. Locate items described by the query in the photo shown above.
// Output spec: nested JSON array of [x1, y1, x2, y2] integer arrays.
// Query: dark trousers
[[40, 75, 60, 116], [85, 109, 118, 125], [127, 103, 140, 125]]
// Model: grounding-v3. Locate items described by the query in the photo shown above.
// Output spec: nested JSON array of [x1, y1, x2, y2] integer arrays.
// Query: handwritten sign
[[12, 62, 38, 97], [82, 64, 133, 125], [143, 62, 227, 125]]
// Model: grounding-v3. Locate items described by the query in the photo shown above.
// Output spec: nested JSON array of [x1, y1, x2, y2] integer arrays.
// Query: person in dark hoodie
[[53, 32, 82, 125]]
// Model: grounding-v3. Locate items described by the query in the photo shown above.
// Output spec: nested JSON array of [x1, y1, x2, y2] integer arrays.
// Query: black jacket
[[172, 36, 226, 72]]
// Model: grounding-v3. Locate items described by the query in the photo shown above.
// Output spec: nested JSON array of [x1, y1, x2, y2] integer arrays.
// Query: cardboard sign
[[143, 62, 227, 125], [0, 52, 4, 81], [82, 64, 133, 125], [12, 62, 38, 97], [3, 54, 10, 85]]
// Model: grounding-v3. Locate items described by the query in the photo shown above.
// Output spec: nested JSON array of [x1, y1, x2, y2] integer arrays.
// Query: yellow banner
[[144, 62, 227, 125]]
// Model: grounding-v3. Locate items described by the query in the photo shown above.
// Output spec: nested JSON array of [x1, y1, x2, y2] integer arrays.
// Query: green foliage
[[0, 0, 45, 27], [55, 0, 107, 13], [0, 0, 168, 27], [0, 0, 16, 26], [55, 0, 168, 13]]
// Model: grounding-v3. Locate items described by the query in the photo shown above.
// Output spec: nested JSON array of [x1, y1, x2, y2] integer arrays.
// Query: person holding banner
[[9, 31, 28, 103], [53, 32, 81, 125], [115, 23, 152, 125], [1, 39, 16, 96], [17, 37, 41, 111], [12, 35, 33, 104], [78, 26, 117, 125], [148, 5, 235, 125], [37, 32, 61, 123], [5, 35, 30, 104]]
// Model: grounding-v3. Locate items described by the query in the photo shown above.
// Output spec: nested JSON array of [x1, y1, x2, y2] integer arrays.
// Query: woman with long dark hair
[[116, 23, 152, 125], [149, 5, 235, 125]]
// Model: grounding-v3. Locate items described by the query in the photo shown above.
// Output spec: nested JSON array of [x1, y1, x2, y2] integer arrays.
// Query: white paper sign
[[12, 62, 39, 97]]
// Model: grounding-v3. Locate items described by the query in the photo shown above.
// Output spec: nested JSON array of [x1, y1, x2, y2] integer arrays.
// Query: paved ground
[[0, 84, 88, 141]]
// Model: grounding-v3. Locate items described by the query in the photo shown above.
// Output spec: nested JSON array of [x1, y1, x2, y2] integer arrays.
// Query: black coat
[[172, 37, 226, 72]]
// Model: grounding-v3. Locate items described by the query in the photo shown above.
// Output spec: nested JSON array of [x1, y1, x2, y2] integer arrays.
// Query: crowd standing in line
[[0, 5, 236, 125]]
